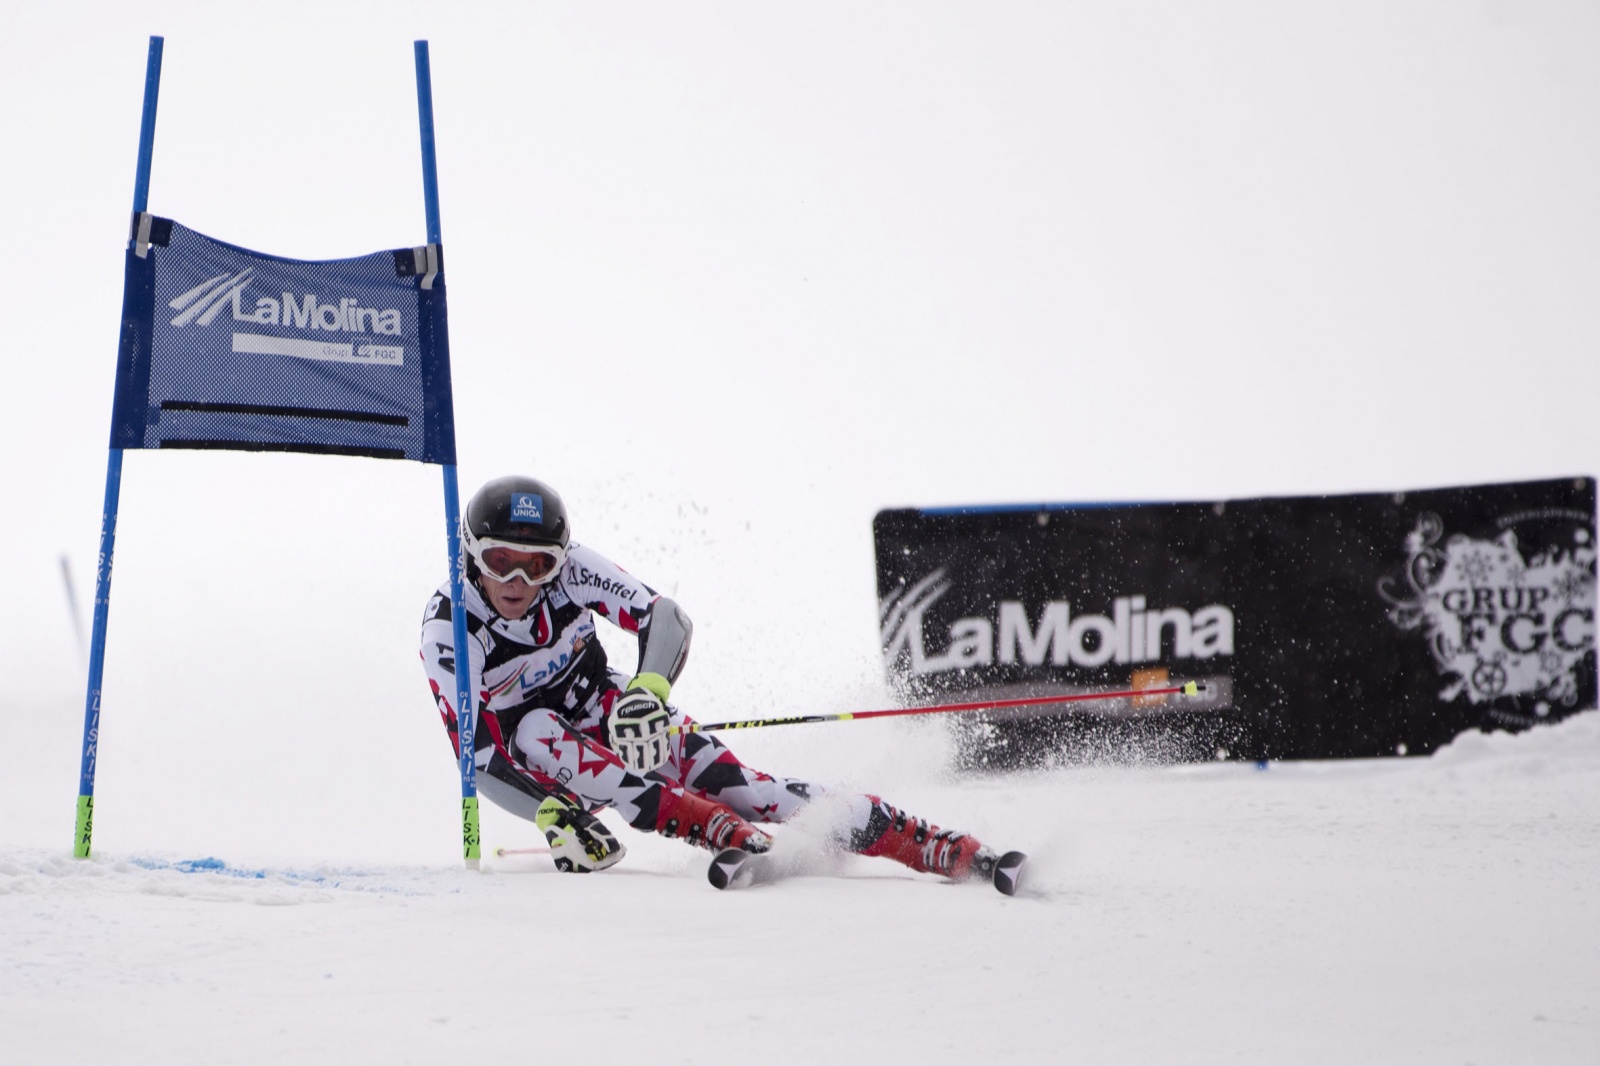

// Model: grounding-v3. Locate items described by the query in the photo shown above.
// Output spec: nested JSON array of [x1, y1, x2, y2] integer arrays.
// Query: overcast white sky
[[1, 2, 1595, 859]]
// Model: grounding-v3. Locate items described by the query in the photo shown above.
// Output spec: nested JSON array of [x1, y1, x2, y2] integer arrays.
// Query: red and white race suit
[[420, 542, 991, 877]]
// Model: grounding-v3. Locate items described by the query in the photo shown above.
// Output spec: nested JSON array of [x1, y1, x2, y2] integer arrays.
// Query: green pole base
[[462, 795, 481, 869], [73, 795, 94, 858]]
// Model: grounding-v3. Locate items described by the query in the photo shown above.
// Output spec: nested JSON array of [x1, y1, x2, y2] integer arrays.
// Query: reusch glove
[[534, 794, 625, 873], [609, 684, 672, 774]]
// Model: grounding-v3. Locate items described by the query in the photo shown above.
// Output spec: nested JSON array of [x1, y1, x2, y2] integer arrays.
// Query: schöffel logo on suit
[[510, 494, 544, 523]]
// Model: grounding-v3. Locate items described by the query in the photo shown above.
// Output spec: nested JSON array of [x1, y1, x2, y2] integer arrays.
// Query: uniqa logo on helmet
[[167, 267, 403, 336], [880, 569, 1235, 676], [510, 494, 544, 524]]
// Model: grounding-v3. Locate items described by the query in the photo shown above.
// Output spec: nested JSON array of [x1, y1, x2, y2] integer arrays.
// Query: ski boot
[[657, 790, 773, 854], [855, 798, 1025, 893]]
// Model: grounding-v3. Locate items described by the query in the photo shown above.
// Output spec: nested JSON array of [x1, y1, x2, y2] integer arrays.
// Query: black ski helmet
[[462, 476, 570, 575]]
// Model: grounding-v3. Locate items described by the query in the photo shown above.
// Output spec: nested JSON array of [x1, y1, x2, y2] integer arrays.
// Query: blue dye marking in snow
[[178, 856, 263, 877], [128, 855, 272, 878], [122, 855, 430, 895]]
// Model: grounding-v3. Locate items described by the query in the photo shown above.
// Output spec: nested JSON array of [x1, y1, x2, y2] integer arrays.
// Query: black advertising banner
[[874, 478, 1596, 765]]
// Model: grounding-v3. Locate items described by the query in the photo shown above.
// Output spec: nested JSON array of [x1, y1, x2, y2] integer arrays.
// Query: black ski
[[707, 847, 780, 890], [992, 850, 1027, 896]]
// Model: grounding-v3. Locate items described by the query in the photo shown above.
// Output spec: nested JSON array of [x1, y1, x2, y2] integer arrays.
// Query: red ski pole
[[668, 681, 1206, 734]]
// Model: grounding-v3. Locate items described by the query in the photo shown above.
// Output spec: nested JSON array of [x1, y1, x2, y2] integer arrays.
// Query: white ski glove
[[535, 795, 625, 873], [609, 684, 672, 774]]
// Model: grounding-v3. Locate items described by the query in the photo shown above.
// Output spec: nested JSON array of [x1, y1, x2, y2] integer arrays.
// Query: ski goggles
[[468, 537, 567, 586]]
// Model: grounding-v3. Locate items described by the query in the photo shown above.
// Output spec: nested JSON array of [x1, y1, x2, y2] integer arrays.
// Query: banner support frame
[[75, 35, 164, 859], [414, 39, 481, 870]]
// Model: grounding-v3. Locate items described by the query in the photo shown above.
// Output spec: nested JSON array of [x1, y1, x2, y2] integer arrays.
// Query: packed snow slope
[[2, 3, 1599, 1065], [3, 713, 1596, 1064]]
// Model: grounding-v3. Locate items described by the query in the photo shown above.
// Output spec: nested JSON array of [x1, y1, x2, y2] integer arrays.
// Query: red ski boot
[[657, 790, 774, 854], [854, 798, 998, 883]]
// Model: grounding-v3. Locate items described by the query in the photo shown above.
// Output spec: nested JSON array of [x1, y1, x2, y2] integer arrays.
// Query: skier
[[421, 475, 1020, 890]]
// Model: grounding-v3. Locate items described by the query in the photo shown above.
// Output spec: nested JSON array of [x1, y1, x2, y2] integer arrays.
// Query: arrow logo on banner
[[168, 268, 255, 327], [879, 568, 952, 658]]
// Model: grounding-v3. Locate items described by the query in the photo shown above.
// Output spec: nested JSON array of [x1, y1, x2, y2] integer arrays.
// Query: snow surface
[[3, 3, 1599, 1063], [3, 713, 1597, 1064]]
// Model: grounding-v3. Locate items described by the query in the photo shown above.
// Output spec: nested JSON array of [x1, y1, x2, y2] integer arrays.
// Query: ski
[[707, 847, 780, 890], [708, 846, 1030, 894], [992, 850, 1027, 896]]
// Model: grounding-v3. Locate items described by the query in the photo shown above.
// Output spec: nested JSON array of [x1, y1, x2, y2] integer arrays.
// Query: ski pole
[[668, 681, 1206, 734]]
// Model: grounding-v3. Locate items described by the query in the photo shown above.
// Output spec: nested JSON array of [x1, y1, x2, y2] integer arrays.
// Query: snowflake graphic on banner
[[1380, 512, 1596, 708]]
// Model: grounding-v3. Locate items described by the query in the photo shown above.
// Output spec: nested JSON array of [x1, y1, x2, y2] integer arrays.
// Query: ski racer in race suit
[[420, 475, 1000, 881]]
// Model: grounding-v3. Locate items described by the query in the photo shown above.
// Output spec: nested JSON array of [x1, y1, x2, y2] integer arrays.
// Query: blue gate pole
[[76, 35, 164, 858], [415, 40, 480, 869]]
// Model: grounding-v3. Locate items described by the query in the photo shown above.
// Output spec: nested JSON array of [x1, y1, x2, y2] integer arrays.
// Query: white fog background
[[2, 0, 1596, 862]]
